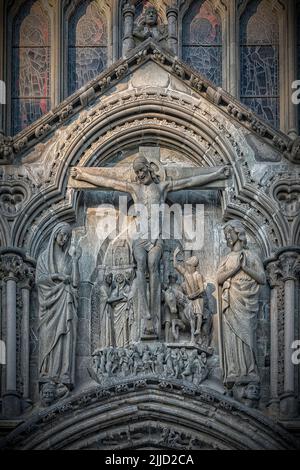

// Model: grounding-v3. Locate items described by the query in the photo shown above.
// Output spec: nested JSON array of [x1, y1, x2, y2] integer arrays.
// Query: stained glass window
[[240, 0, 279, 128], [182, 0, 222, 86], [68, 0, 108, 95], [12, 0, 51, 135]]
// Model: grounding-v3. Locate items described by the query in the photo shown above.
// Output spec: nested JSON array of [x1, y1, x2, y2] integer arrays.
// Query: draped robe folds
[[36, 224, 78, 388], [99, 283, 115, 348], [218, 250, 262, 386], [111, 283, 133, 348]]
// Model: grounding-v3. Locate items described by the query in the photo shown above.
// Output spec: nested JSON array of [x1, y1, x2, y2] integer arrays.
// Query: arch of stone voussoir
[[17, 88, 286, 258], [1, 382, 297, 450]]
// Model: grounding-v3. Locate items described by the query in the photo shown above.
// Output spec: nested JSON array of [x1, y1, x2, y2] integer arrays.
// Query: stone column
[[0, 255, 23, 416], [279, 252, 300, 418], [266, 261, 281, 416], [122, 3, 135, 57], [20, 264, 35, 401], [280, 0, 297, 137], [226, 0, 237, 96], [167, 6, 178, 55]]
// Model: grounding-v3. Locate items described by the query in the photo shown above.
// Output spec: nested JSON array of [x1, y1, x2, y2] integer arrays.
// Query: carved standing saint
[[36, 222, 81, 389], [71, 156, 229, 337], [217, 220, 265, 390]]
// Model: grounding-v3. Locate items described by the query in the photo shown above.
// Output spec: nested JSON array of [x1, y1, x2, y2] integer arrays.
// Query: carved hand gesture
[[216, 166, 231, 179], [70, 245, 82, 261], [70, 167, 83, 180]]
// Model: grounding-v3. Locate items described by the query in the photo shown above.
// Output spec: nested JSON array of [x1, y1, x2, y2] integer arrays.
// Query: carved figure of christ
[[70, 156, 230, 336]]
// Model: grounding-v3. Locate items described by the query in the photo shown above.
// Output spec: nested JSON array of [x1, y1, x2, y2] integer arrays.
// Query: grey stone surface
[[0, 31, 299, 450]]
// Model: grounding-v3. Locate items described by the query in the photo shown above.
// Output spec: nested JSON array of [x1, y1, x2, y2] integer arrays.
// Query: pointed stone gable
[[1, 39, 298, 165]]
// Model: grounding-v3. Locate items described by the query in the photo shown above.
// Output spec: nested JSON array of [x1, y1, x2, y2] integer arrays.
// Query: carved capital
[[0, 255, 24, 281], [0, 255, 35, 285], [266, 261, 282, 288], [278, 252, 300, 282]]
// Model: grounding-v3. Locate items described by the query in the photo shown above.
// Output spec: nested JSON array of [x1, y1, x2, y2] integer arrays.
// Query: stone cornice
[[2, 39, 297, 164]]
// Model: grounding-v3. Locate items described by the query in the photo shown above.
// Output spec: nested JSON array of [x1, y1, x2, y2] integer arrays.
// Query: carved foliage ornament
[[0, 255, 35, 282]]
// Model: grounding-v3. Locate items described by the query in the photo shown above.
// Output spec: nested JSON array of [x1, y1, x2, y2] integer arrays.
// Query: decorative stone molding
[[4, 41, 294, 164], [278, 252, 300, 282], [1, 380, 297, 450], [266, 261, 282, 288]]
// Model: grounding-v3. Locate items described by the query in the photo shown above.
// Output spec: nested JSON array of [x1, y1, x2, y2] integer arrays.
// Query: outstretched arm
[[70, 167, 132, 194], [173, 247, 185, 275], [169, 166, 230, 192]]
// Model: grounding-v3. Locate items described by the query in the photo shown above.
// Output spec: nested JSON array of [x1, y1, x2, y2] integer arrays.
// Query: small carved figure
[[98, 273, 114, 348], [174, 248, 204, 341], [109, 273, 131, 348], [142, 345, 155, 374], [40, 382, 57, 407], [133, 6, 168, 44], [232, 380, 261, 408]]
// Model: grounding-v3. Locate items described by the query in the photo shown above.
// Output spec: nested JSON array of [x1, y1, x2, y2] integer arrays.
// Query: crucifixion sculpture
[[70, 151, 230, 338]]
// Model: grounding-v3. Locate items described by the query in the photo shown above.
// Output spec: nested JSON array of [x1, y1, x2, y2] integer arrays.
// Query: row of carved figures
[[90, 344, 208, 385], [35, 210, 265, 407]]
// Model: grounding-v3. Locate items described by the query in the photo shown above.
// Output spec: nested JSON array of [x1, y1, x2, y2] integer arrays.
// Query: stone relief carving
[[217, 220, 266, 406], [90, 343, 208, 387], [71, 154, 230, 339], [123, 4, 169, 56], [36, 223, 81, 395]]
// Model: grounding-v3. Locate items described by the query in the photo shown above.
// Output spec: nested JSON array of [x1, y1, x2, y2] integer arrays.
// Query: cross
[[69, 146, 230, 340]]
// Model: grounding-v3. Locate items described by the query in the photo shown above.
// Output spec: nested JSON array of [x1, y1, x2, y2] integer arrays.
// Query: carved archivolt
[[1, 381, 296, 450], [20, 84, 287, 260]]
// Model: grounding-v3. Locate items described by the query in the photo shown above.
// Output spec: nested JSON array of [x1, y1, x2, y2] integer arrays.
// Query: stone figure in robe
[[99, 272, 114, 348], [36, 222, 81, 389], [217, 220, 266, 390], [71, 156, 229, 337], [133, 6, 168, 45], [109, 272, 133, 348]]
